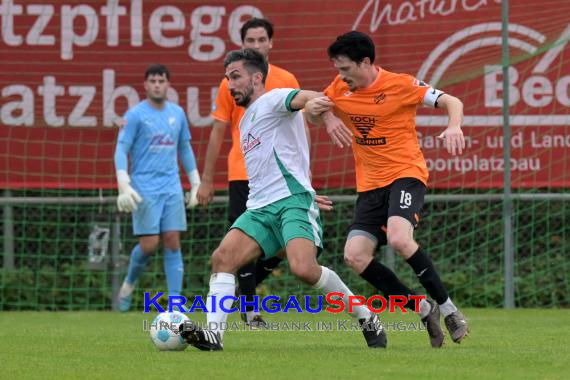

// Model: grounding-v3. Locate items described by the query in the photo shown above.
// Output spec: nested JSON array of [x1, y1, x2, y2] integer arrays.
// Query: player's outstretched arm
[[322, 110, 352, 148], [114, 142, 143, 212], [436, 94, 465, 156], [197, 120, 227, 206], [304, 96, 334, 123], [303, 95, 353, 148], [289, 90, 323, 111]]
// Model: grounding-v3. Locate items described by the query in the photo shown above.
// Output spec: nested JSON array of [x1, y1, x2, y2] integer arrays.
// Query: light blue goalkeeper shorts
[[132, 191, 187, 235]]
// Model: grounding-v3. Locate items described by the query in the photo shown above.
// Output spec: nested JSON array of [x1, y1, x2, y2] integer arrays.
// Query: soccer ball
[[149, 311, 189, 351]]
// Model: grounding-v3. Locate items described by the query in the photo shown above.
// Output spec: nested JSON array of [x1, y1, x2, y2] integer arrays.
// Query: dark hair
[[223, 48, 268, 83], [327, 31, 375, 64], [144, 64, 170, 80], [240, 18, 274, 42]]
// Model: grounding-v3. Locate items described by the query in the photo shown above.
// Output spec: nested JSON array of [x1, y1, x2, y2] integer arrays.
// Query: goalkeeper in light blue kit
[[114, 64, 201, 312]]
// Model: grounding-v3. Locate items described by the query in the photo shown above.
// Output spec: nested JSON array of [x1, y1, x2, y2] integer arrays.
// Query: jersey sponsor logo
[[355, 136, 387, 145], [349, 114, 376, 138], [149, 134, 175, 151], [242, 133, 261, 155], [349, 114, 387, 145]]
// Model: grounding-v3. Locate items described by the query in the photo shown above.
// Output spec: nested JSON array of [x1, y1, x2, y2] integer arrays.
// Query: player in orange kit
[[306, 31, 469, 347]]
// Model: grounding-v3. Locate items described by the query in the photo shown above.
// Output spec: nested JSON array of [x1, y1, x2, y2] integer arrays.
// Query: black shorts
[[348, 177, 426, 245], [228, 180, 249, 224]]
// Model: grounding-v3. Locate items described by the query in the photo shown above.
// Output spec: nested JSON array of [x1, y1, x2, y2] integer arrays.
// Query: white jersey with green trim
[[239, 88, 314, 209]]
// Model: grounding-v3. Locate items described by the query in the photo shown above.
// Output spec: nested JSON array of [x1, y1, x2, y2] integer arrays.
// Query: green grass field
[[1, 309, 568, 379]]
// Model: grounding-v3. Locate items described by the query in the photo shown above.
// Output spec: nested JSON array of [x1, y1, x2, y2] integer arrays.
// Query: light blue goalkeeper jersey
[[117, 100, 191, 195]]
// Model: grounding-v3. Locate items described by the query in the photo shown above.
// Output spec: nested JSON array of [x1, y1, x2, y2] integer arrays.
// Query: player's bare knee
[[161, 232, 180, 251], [343, 246, 370, 272], [389, 239, 415, 254], [140, 247, 156, 256], [211, 247, 228, 272], [139, 238, 159, 254], [211, 245, 240, 273], [386, 230, 415, 255], [289, 261, 320, 284], [343, 248, 358, 268]]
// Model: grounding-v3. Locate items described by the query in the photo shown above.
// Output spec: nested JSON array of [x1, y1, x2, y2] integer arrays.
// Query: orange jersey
[[211, 64, 300, 181], [324, 68, 430, 192]]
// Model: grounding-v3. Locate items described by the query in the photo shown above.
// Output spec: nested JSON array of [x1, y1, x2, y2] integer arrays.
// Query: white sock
[[419, 299, 431, 318], [439, 297, 458, 317], [313, 266, 371, 320], [119, 281, 135, 298], [206, 273, 235, 339]]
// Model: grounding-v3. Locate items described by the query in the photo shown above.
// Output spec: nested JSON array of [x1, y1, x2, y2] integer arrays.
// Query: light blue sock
[[164, 248, 184, 297], [125, 244, 151, 285]]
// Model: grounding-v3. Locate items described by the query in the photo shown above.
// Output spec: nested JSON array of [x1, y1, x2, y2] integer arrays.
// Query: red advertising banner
[[0, 0, 568, 189]]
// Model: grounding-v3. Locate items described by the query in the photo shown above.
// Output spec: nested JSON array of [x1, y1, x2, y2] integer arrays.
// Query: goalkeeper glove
[[116, 170, 143, 212], [185, 169, 201, 208]]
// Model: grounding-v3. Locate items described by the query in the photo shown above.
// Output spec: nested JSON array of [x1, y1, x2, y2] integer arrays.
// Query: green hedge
[[1, 194, 568, 310], [1, 242, 567, 310]]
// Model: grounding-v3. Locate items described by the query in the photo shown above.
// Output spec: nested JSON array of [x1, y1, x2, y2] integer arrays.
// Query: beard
[[232, 84, 254, 107], [148, 94, 166, 104]]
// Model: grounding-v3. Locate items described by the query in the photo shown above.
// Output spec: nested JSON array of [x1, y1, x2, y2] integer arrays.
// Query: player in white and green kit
[[233, 86, 321, 259], [180, 48, 387, 351]]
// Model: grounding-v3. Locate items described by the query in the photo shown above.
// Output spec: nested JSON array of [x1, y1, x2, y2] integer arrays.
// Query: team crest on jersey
[[242, 133, 261, 155], [344, 91, 353, 97], [374, 93, 386, 104], [168, 117, 176, 126]]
